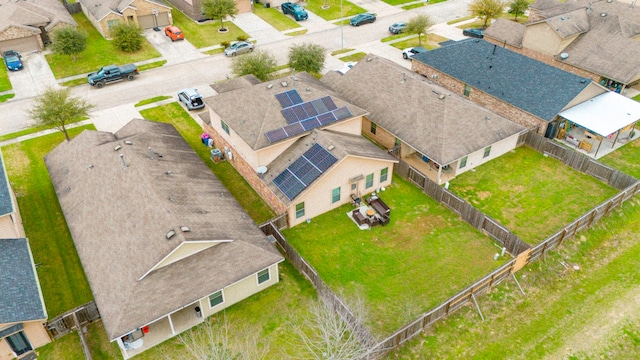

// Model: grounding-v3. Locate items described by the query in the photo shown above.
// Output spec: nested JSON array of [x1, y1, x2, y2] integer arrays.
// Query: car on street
[[463, 28, 484, 39], [2, 50, 23, 71], [402, 46, 428, 59], [177, 88, 205, 110], [350, 13, 376, 26], [164, 26, 185, 41], [224, 41, 255, 56], [389, 22, 407, 34]]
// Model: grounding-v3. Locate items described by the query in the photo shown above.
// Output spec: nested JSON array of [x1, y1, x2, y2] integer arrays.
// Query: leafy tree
[[509, 0, 529, 20], [288, 43, 326, 74], [231, 50, 277, 81], [406, 14, 435, 46], [110, 22, 144, 53], [29, 87, 94, 141], [51, 26, 87, 61], [202, 0, 239, 31], [469, 0, 506, 28]]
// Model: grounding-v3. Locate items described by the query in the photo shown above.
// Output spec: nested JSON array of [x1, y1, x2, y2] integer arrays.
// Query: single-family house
[[484, 0, 640, 93], [168, 0, 253, 21], [44, 119, 284, 359], [322, 54, 526, 184], [0, 152, 50, 360], [0, 0, 77, 52], [202, 73, 397, 227], [79, 0, 173, 38], [411, 39, 607, 139]]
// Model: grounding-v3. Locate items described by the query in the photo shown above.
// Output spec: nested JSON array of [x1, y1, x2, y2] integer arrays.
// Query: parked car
[[87, 64, 139, 88], [335, 61, 357, 75], [164, 26, 184, 41], [402, 46, 428, 59], [177, 88, 205, 110], [463, 28, 484, 39], [389, 22, 407, 34], [281, 2, 308, 21], [224, 41, 255, 56], [350, 13, 376, 26], [2, 50, 23, 71]]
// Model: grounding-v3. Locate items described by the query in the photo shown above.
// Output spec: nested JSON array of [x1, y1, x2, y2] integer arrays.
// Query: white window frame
[[257, 268, 270, 285], [209, 289, 224, 308]]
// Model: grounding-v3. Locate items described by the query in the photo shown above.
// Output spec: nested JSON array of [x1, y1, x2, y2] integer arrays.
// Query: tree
[[406, 14, 435, 46], [110, 22, 144, 53], [509, 0, 529, 20], [29, 87, 94, 142], [469, 0, 506, 28], [288, 43, 326, 74], [231, 50, 277, 81], [51, 26, 87, 61], [202, 0, 239, 32]]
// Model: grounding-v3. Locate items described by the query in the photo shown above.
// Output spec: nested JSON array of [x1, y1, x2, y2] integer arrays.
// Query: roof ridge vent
[[180, 226, 191, 232], [166, 230, 176, 239], [124, 140, 133, 145], [114, 145, 122, 151]]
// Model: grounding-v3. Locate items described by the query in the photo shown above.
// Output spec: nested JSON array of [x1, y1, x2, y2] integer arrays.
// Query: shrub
[[237, 35, 249, 41], [221, 41, 231, 48], [110, 22, 144, 53]]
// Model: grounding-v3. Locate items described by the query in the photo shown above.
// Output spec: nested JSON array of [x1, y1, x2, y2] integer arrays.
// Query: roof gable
[[0, 0, 76, 32]]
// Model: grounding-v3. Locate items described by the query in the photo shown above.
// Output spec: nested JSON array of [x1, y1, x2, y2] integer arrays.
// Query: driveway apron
[[144, 29, 206, 65], [232, 12, 288, 45], [7, 52, 58, 99]]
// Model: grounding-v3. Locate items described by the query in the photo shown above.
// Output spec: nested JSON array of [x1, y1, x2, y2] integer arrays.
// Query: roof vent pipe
[[120, 154, 128, 168], [148, 147, 154, 160]]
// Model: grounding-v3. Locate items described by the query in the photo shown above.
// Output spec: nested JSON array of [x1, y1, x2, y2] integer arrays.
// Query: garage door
[[138, 12, 171, 29], [0, 36, 40, 53]]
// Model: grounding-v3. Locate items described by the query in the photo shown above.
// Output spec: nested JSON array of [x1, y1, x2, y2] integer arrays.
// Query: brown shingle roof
[[484, 18, 526, 47], [80, 0, 170, 22], [44, 120, 283, 340], [0, 0, 76, 34], [323, 55, 525, 165], [211, 74, 262, 94]]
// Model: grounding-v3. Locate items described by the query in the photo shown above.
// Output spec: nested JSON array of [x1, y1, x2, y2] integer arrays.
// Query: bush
[[221, 41, 231, 48], [237, 35, 249, 41], [110, 23, 144, 53]]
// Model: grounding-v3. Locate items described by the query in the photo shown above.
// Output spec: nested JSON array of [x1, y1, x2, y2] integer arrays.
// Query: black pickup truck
[[87, 64, 139, 88]]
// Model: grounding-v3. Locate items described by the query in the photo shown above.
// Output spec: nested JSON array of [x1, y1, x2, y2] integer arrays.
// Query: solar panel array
[[273, 143, 338, 201], [275, 89, 303, 108]]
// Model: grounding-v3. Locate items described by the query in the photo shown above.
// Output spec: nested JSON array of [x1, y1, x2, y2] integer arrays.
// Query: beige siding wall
[[0, 321, 50, 360], [0, 216, 19, 239], [562, 83, 607, 110], [155, 242, 220, 270], [322, 115, 364, 136], [522, 23, 566, 55], [287, 157, 395, 227], [453, 133, 521, 177], [83, 0, 172, 38]]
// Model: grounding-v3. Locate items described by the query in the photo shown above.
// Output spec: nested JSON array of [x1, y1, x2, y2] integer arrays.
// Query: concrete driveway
[[6, 51, 58, 99], [144, 29, 206, 65]]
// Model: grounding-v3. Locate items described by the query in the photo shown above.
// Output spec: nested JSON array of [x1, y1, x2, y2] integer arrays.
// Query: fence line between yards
[[62, 0, 82, 14], [46, 301, 100, 339]]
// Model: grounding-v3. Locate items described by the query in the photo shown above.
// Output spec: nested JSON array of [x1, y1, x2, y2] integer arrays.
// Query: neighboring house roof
[[81, 0, 170, 22], [265, 130, 397, 205], [0, 152, 15, 217], [542, 8, 590, 39], [203, 73, 368, 151], [484, 18, 526, 48], [0, 0, 76, 34], [44, 119, 283, 340], [323, 55, 525, 165], [211, 74, 262, 94], [0, 239, 47, 323], [412, 39, 593, 122]]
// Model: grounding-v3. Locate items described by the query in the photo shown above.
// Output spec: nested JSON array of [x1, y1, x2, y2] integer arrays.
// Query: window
[[331, 187, 340, 203], [209, 290, 224, 308], [5, 332, 32, 356], [459, 156, 468, 169], [107, 20, 120, 30], [221, 120, 230, 135], [370, 123, 377, 134], [464, 84, 471, 97], [295, 202, 305, 219], [380, 167, 388, 183], [483, 146, 491, 158], [257, 268, 270, 284], [365, 173, 374, 189], [351, 183, 357, 191]]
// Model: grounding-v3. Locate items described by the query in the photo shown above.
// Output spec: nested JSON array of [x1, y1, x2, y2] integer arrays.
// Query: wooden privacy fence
[[62, 0, 82, 13], [46, 301, 100, 339]]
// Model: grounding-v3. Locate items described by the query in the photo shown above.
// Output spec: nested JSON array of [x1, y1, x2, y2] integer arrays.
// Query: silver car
[[177, 88, 204, 110], [224, 41, 255, 56]]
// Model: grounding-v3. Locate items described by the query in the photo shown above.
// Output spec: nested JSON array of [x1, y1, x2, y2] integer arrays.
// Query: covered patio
[[556, 92, 640, 159]]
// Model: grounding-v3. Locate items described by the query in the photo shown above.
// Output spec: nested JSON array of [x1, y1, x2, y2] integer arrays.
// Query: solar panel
[[304, 143, 324, 160], [321, 96, 338, 111], [306, 144, 338, 172], [301, 117, 321, 131], [288, 156, 310, 174], [281, 107, 298, 124], [273, 170, 306, 200], [317, 112, 337, 125], [297, 163, 322, 185], [302, 102, 318, 117], [310, 99, 328, 114], [333, 107, 352, 120], [275, 92, 293, 108], [283, 122, 304, 137], [292, 104, 309, 122], [288, 90, 303, 105], [265, 128, 287, 143]]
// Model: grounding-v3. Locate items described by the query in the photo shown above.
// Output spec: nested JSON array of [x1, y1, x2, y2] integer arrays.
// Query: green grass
[[85, 321, 121, 360], [599, 137, 640, 179], [285, 29, 309, 36], [37, 331, 85, 359], [0, 93, 14, 102], [203, 48, 225, 55], [139, 103, 275, 223], [45, 13, 161, 79], [305, 0, 366, 21], [447, 15, 475, 25], [0, 62, 11, 92], [134, 95, 173, 107], [449, 146, 619, 244], [382, 0, 419, 5], [633, 94, 640, 101], [253, 2, 302, 31], [3, 126, 95, 318], [283, 175, 506, 337], [390, 34, 449, 50], [59, 78, 88, 87], [457, 20, 487, 29], [338, 52, 367, 63], [381, 33, 407, 43], [137, 60, 167, 72], [402, 3, 425, 9], [170, 5, 249, 49], [331, 48, 355, 56]]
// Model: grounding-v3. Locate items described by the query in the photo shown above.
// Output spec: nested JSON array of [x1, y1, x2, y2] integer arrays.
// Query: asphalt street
[[0, 0, 472, 136]]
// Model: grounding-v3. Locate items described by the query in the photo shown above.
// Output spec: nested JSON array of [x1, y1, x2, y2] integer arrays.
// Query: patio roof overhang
[[559, 92, 640, 137]]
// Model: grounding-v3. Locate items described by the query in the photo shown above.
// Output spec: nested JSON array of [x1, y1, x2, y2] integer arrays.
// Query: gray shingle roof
[[0, 152, 14, 217], [44, 119, 283, 340], [323, 55, 525, 165], [412, 39, 593, 122], [0, 239, 47, 323], [0, 0, 76, 34]]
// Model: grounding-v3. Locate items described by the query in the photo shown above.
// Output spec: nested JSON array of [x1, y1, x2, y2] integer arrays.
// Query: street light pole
[[340, 0, 344, 49]]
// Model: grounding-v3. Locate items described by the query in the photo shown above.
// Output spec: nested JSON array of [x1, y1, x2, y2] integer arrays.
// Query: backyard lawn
[[449, 146, 618, 244], [283, 175, 507, 338], [45, 13, 161, 79], [3, 126, 95, 318], [600, 137, 640, 179]]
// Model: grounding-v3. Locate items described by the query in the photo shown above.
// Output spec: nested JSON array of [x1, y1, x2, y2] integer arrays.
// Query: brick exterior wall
[[0, 27, 38, 42], [362, 116, 397, 150], [167, 0, 206, 21], [412, 61, 547, 135]]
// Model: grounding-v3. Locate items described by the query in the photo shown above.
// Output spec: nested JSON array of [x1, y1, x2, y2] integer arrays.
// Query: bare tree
[[29, 87, 93, 141]]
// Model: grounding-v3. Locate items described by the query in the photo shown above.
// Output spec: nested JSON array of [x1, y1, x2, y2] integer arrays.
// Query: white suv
[[177, 88, 204, 110]]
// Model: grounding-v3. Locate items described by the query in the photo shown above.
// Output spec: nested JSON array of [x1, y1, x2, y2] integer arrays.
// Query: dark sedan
[[463, 28, 484, 39], [2, 50, 23, 71], [389, 22, 407, 34], [350, 13, 376, 26]]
